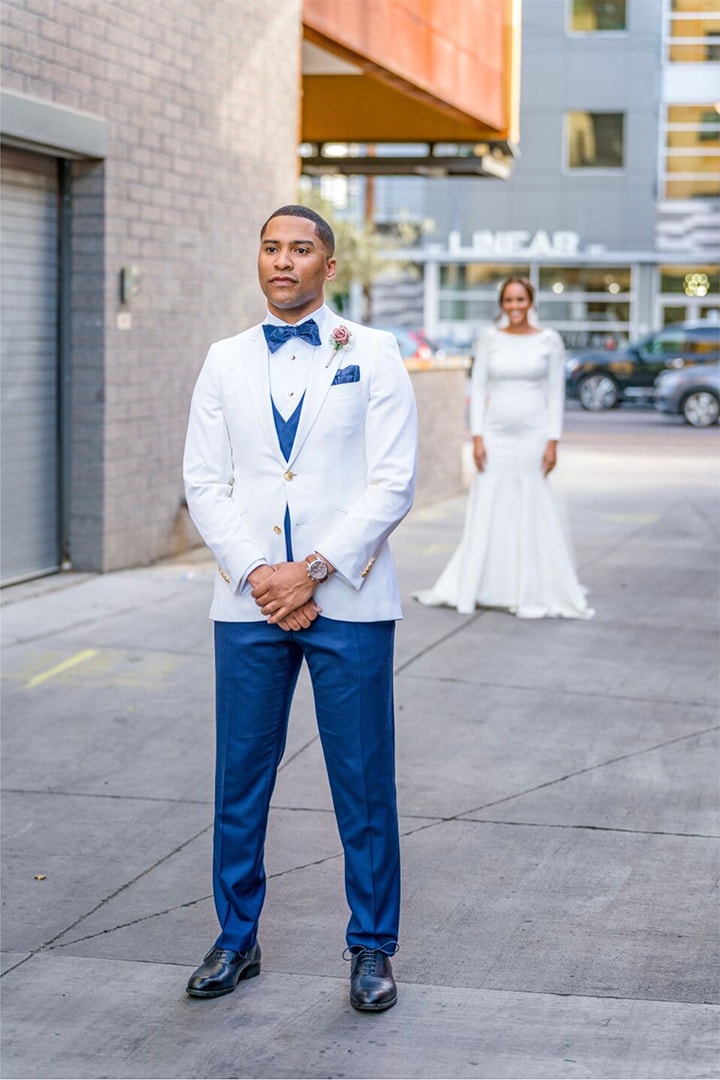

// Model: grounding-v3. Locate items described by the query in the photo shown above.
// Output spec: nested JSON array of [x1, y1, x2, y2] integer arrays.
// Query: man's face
[[258, 215, 336, 322]]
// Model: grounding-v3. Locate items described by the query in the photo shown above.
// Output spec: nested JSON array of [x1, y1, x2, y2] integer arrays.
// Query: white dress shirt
[[264, 304, 330, 420], [240, 304, 330, 586]]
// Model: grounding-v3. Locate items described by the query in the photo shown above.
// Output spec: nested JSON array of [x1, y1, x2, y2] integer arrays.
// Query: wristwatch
[[305, 556, 330, 583]]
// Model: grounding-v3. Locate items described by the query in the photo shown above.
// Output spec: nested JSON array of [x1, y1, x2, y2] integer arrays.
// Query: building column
[[423, 258, 440, 339]]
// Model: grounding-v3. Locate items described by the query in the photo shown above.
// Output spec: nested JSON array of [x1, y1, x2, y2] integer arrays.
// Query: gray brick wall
[[1, 0, 302, 571]]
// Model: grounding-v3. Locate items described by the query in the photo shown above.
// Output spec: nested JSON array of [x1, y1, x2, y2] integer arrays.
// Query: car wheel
[[577, 373, 619, 411], [681, 390, 720, 428]]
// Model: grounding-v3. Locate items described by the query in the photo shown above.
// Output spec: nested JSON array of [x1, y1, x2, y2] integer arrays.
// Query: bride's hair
[[498, 275, 535, 308], [495, 275, 539, 327]]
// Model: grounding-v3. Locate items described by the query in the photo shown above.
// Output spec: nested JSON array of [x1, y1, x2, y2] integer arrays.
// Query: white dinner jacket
[[183, 310, 418, 622]]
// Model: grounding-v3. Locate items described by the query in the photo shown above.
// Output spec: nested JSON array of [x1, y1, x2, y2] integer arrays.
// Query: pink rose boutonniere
[[326, 325, 353, 366]]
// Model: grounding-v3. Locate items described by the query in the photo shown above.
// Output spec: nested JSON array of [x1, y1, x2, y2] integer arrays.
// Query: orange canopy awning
[[302, 0, 520, 145]]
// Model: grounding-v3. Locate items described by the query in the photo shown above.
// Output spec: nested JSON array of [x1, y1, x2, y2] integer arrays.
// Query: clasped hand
[[249, 562, 321, 631]]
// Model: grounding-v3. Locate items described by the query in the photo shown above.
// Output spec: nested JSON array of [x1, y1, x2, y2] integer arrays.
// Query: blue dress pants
[[212, 615, 400, 954]]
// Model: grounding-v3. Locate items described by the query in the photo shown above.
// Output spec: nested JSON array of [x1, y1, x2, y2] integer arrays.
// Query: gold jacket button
[[284, 470, 294, 481], [273, 525, 282, 534]]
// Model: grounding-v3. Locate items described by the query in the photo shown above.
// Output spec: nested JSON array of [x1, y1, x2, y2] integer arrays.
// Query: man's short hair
[[260, 205, 335, 256]]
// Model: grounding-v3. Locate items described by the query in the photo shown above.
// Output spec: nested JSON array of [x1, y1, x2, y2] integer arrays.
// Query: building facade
[[373, 0, 719, 348], [0, 0, 518, 583], [1, 0, 303, 584]]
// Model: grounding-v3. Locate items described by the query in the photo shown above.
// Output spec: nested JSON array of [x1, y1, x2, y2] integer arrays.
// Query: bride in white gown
[[415, 276, 594, 619]]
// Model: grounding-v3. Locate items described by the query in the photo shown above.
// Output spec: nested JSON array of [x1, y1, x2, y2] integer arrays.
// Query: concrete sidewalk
[[1, 411, 718, 1080]]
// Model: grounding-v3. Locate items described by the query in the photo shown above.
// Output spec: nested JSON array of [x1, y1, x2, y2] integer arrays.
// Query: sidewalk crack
[[0, 821, 214, 975], [400, 671, 716, 710], [50, 850, 347, 951], [457, 817, 719, 840], [394, 611, 484, 676], [397, 723, 720, 839]]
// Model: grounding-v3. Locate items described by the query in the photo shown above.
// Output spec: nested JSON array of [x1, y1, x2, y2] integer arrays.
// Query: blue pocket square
[[332, 364, 360, 386]]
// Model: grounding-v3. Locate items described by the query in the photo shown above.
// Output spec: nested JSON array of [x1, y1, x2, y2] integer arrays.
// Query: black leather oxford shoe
[[186, 942, 261, 998], [349, 947, 397, 1011]]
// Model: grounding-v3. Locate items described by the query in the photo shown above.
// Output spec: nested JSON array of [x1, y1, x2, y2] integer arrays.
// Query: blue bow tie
[[263, 319, 321, 353]]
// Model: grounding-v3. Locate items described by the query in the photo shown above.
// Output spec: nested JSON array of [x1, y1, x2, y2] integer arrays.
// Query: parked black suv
[[566, 321, 720, 411]]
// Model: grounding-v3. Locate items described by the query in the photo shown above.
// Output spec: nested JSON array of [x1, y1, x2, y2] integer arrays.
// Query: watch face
[[307, 558, 328, 582]]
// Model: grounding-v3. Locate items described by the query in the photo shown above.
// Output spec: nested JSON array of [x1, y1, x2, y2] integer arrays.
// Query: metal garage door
[[1, 148, 60, 585]]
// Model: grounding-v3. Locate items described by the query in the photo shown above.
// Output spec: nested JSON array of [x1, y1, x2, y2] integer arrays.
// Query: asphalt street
[[1, 405, 719, 1080]]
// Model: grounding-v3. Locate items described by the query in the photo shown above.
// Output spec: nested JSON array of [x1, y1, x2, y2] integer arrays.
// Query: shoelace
[[205, 946, 249, 963], [353, 948, 379, 976], [342, 942, 398, 965]]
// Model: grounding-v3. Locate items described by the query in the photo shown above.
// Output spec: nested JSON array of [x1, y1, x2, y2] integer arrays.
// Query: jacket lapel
[[286, 314, 344, 468], [241, 326, 286, 465]]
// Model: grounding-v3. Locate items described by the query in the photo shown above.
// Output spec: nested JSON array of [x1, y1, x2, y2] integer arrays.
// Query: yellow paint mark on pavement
[[26, 649, 98, 689], [602, 514, 659, 525]]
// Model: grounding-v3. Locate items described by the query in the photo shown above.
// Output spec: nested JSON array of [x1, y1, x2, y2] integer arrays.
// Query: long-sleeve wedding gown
[[414, 325, 594, 619]]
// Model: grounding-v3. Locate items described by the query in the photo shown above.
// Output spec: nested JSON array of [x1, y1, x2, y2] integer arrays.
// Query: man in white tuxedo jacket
[[183, 205, 418, 1011]]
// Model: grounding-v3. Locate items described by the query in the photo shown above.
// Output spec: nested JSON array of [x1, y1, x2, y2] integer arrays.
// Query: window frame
[[563, 111, 626, 173], [436, 262, 638, 346], [566, 0, 628, 35]]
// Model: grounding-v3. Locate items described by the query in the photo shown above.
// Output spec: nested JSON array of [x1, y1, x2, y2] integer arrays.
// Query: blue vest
[[272, 396, 304, 561]]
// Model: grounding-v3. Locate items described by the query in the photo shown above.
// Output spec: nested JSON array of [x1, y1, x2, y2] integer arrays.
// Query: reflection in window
[[439, 266, 534, 323], [662, 306, 688, 326], [539, 300, 630, 323], [439, 264, 530, 290], [439, 299, 503, 322], [539, 266, 631, 293], [567, 112, 624, 168], [570, 0, 626, 31], [660, 265, 719, 296], [638, 330, 687, 358], [437, 264, 634, 345], [687, 328, 720, 355]]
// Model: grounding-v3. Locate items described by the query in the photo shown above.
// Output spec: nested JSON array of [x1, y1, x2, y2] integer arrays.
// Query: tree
[[298, 187, 418, 322]]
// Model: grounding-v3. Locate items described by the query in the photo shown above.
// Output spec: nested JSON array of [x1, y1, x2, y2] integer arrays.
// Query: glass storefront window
[[539, 266, 631, 293], [566, 112, 624, 168], [570, 0, 626, 31], [662, 306, 688, 326], [436, 262, 634, 347], [439, 264, 530, 290], [439, 299, 502, 322], [659, 265, 719, 296], [538, 299, 630, 322]]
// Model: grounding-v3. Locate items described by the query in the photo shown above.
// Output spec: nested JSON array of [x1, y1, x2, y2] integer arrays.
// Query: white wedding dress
[[415, 325, 594, 619]]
